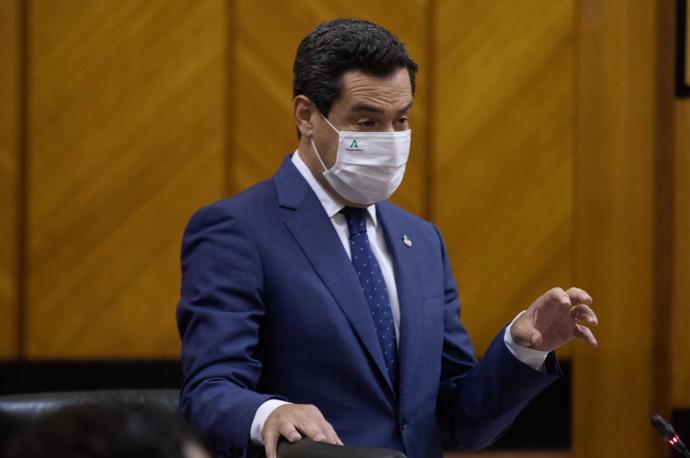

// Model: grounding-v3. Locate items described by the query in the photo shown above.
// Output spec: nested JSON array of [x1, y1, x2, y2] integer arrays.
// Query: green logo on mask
[[350, 139, 359, 149]]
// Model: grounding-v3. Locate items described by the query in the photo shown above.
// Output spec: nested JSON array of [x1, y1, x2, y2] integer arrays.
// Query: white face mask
[[310, 115, 411, 206]]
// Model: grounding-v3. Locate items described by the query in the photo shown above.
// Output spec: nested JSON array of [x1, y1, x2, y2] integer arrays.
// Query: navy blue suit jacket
[[177, 156, 560, 458]]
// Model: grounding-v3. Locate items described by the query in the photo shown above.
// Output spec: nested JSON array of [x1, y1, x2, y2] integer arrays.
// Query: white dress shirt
[[249, 151, 548, 445]]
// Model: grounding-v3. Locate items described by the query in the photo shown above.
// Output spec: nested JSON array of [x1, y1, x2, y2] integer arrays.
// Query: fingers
[[560, 287, 598, 347], [566, 286, 597, 326], [574, 323, 598, 347], [323, 421, 344, 446], [264, 421, 301, 458], [279, 420, 303, 442], [263, 404, 342, 458], [299, 405, 343, 445], [566, 287, 593, 306], [263, 426, 278, 458], [264, 430, 280, 458], [298, 419, 329, 442], [545, 287, 571, 306], [264, 430, 277, 458], [297, 419, 343, 445], [571, 297, 598, 347], [571, 303, 598, 327]]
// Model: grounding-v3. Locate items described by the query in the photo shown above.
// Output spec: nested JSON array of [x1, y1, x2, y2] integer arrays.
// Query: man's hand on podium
[[263, 403, 343, 458]]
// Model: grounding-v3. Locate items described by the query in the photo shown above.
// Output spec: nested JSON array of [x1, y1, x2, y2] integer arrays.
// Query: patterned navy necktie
[[342, 206, 398, 387]]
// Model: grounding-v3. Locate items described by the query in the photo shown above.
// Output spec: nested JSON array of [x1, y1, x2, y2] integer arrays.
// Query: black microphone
[[651, 414, 690, 457]]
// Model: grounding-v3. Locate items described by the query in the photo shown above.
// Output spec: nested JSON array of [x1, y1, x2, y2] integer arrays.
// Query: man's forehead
[[339, 69, 413, 112]]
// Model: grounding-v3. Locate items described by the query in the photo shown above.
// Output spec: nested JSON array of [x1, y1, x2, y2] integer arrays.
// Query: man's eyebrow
[[350, 101, 414, 114], [350, 103, 385, 114], [397, 101, 414, 114]]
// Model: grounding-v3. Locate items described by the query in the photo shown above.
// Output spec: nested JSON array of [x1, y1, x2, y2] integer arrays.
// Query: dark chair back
[[0, 389, 179, 448], [0, 390, 407, 458]]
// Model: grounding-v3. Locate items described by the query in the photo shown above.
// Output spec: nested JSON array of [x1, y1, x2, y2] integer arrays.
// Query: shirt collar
[[291, 150, 377, 226]]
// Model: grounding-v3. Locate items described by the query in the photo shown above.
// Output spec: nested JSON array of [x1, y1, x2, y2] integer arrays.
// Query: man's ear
[[294, 95, 315, 138]]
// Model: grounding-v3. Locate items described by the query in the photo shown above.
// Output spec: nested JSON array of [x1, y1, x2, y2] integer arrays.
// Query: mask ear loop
[[309, 137, 329, 172], [309, 112, 340, 172], [319, 113, 340, 134]]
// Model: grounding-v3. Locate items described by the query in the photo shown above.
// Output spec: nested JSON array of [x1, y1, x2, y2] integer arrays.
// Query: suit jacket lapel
[[376, 201, 425, 408], [274, 156, 395, 396]]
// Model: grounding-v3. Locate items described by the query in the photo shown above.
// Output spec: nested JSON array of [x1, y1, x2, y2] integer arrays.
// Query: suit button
[[401, 420, 409, 430]]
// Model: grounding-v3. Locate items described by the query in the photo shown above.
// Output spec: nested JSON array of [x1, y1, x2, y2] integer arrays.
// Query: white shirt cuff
[[503, 311, 549, 371], [250, 399, 292, 445]]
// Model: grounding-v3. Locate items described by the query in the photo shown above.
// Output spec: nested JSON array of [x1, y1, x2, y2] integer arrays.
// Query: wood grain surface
[[672, 86, 690, 408], [448, 452, 567, 458], [572, 1, 666, 456], [656, 0, 690, 416], [431, 0, 574, 356], [0, 0, 21, 359], [25, 0, 228, 358]]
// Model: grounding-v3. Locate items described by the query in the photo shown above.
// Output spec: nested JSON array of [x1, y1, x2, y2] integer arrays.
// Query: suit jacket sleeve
[[432, 225, 562, 451], [177, 203, 284, 458]]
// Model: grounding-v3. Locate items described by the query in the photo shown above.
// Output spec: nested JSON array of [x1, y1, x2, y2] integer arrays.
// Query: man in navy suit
[[177, 19, 598, 458]]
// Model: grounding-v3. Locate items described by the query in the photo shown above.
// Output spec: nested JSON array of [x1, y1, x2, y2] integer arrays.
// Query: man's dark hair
[[293, 18, 418, 117], [3, 402, 207, 458]]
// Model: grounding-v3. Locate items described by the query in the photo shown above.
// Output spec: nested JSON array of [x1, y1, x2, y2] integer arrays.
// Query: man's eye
[[398, 117, 409, 125], [358, 120, 375, 128]]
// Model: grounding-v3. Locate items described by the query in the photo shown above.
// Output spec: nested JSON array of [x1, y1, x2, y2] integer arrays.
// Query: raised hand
[[510, 287, 598, 352]]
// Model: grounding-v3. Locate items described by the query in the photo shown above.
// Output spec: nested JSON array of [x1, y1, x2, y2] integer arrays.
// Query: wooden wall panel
[[25, 0, 228, 358], [450, 453, 567, 458], [431, 0, 574, 355], [572, 1, 663, 456], [231, 0, 429, 216], [655, 0, 688, 412], [0, 0, 21, 359], [672, 98, 690, 407]]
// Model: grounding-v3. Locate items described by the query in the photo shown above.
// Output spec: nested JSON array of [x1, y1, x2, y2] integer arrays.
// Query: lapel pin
[[402, 235, 412, 247]]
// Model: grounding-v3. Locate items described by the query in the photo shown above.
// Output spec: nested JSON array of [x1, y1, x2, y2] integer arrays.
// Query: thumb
[[530, 329, 543, 348], [510, 317, 536, 348]]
